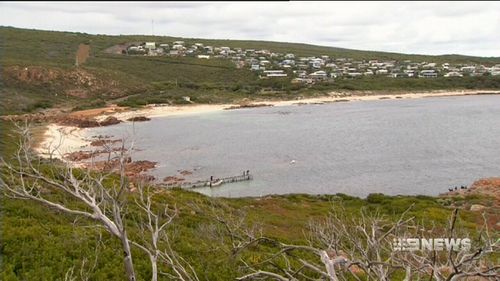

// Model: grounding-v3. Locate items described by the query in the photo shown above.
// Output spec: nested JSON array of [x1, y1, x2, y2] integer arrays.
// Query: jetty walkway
[[160, 172, 252, 189]]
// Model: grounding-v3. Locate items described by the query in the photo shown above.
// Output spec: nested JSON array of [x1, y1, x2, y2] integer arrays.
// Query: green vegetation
[[1, 26, 500, 115], [1, 186, 491, 280]]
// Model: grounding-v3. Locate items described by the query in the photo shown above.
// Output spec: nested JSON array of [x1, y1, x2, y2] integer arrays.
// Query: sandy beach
[[36, 90, 499, 159], [105, 89, 500, 120], [36, 124, 92, 159]]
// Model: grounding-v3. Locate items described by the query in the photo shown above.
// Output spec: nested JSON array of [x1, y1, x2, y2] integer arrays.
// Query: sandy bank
[[36, 124, 91, 159], [105, 90, 500, 120]]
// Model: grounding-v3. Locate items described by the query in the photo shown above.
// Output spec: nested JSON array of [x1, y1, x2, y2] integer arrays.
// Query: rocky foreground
[[440, 177, 499, 230]]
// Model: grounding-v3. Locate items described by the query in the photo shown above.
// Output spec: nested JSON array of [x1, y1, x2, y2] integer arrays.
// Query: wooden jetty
[[160, 173, 252, 189]]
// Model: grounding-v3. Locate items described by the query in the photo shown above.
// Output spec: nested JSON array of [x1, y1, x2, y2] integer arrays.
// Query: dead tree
[[202, 200, 498, 280], [0, 123, 197, 280], [132, 185, 200, 281]]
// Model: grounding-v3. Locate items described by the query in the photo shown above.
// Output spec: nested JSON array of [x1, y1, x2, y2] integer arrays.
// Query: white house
[[250, 64, 260, 71], [309, 70, 327, 80], [444, 72, 463, 77], [420, 70, 437, 78], [347, 72, 363, 77], [490, 65, 500, 76], [264, 70, 287, 78], [259, 60, 271, 66], [172, 44, 184, 50], [461, 66, 475, 73], [145, 42, 156, 50]]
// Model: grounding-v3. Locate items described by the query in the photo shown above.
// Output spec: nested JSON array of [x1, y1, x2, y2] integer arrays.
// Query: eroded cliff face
[[3, 65, 125, 98]]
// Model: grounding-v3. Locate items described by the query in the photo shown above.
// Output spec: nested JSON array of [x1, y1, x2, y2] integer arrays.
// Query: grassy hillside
[[1, 26, 500, 115], [1, 185, 492, 280]]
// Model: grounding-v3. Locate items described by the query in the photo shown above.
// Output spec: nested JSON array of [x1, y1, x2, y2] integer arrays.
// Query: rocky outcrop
[[56, 116, 122, 128], [178, 170, 193, 176], [163, 176, 185, 182], [99, 116, 122, 126], [126, 116, 151, 122], [90, 139, 122, 147]]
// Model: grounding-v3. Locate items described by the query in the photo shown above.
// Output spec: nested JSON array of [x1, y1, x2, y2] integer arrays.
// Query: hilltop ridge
[[1, 26, 499, 115]]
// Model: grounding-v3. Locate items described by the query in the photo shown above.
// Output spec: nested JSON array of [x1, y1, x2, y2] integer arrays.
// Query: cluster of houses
[[124, 41, 500, 83]]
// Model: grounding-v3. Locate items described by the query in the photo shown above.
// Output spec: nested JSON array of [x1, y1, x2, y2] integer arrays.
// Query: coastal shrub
[[71, 99, 106, 111], [366, 193, 387, 204]]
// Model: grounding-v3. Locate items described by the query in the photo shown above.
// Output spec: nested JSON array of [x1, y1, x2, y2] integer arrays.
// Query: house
[[197, 55, 210, 59], [297, 71, 308, 79], [376, 69, 388, 75], [204, 46, 214, 54], [285, 53, 295, 59], [263, 70, 287, 78], [250, 64, 260, 71], [347, 72, 363, 77], [475, 65, 488, 74], [422, 63, 436, 69], [419, 70, 437, 78], [404, 70, 416, 77], [291, 78, 313, 84], [259, 60, 271, 66], [490, 65, 500, 76], [389, 73, 407, 78], [145, 42, 156, 50], [310, 59, 323, 69], [461, 66, 475, 73], [309, 71, 327, 80], [255, 49, 271, 55], [173, 41, 184, 45], [172, 44, 184, 50], [281, 59, 295, 66], [444, 72, 463, 77]]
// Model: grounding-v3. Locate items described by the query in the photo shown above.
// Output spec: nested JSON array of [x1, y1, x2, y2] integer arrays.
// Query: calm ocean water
[[86, 95, 500, 198]]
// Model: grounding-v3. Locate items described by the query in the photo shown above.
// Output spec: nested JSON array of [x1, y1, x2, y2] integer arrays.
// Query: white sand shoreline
[[108, 89, 500, 120], [36, 90, 499, 159], [36, 124, 91, 159]]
